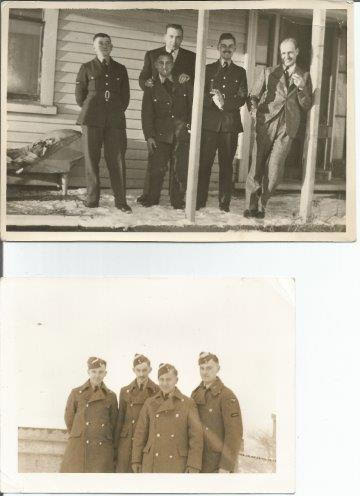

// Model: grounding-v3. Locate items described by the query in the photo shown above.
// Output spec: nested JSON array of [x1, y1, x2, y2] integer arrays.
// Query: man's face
[[93, 36, 113, 58], [200, 359, 220, 384], [133, 362, 151, 383], [280, 40, 299, 68], [164, 27, 183, 51], [158, 370, 178, 394], [88, 365, 107, 386], [155, 55, 174, 78], [218, 38, 236, 61]]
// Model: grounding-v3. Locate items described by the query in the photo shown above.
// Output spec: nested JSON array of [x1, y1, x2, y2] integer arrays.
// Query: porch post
[[299, 9, 326, 222], [185, 10, 209, 222]]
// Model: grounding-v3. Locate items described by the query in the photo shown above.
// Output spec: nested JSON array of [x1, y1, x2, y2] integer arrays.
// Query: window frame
[[7, 9, 59, 115]]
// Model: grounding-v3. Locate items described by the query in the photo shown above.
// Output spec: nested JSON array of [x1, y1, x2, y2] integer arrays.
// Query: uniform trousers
[[197, 130, 238, 209], [82, 125, 127, 205], [245, 110, 293, 211], [147, 139, 189, 208]]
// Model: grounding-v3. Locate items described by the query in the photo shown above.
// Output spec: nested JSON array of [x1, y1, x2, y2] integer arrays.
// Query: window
[[7, 8, 59, 114]]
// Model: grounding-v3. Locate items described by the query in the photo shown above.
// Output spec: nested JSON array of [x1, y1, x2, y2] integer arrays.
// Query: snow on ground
[[7, 188, 346, 231]]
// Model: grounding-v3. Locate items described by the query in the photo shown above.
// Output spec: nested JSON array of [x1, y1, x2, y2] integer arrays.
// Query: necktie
[[284, 69, 290, 88], [139, 383, 143, 391], [163, 393, 169, 401], [163, 78, 173, 95]]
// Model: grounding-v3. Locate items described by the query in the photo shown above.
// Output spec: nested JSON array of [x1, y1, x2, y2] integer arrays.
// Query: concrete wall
[[18, 427, 67, 473]]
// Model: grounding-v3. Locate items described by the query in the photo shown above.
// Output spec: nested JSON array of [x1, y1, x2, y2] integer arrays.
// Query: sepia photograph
[[0, 0, 355, 241], [0, 277, 295, 493]]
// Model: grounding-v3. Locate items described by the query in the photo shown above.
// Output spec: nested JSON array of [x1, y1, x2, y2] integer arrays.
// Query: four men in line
[[61, 352, 243, 473], [76, 27, 312, 216]]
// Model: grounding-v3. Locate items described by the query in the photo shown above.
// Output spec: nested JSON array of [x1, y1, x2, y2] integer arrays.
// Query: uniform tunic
[[191, 377, 243, 473], [197, 60, 248, 210], [115, 378, 159, 472], [132, 387, 203, 473], [60, 380, 118, 473]]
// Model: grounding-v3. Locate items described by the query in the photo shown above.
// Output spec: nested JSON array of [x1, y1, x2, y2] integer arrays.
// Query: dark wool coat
[[139, 46, 196, 91], [191, 377, 243, 473], [202, 60, 248, 134], [249, 64, 312, 138], [60, 380, 118, 473], [132, 387, 203, 473], [75, 57, 130, 128], [115, 378, 159, 472]]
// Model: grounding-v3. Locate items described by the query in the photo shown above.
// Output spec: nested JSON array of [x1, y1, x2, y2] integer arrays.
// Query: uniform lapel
[[287, 65, 303, 98], [88, 385, 106, 403], [192, 385, 206, 405]]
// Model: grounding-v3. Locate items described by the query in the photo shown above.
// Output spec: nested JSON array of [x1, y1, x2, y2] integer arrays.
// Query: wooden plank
[[55, 68, 140, 81], [55, 51, 144, 70], [299, 10, 326, 222], [54, 79, 144, 94], [185, 10, 209, 222]]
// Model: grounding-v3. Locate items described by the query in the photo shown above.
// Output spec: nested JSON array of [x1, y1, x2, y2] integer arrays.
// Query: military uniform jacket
[[132, 387, 203, 473], [60, 380, 118, 473], [75, 57, 130, 128], [115, 378, 159, 472], [202, 60, 248, 134], [191, 377, 243, 472], [141, 77, 193, 144], [249, 64, 312, 138], [139, 46, 196, 91]]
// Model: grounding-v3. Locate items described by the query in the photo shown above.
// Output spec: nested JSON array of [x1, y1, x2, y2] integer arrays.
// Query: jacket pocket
[[177, 446, 188, 457]]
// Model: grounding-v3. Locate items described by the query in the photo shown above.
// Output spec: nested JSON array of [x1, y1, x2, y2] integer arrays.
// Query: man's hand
[[147, 138, 157, 155], [132, 463, 142, 473], [145, 78, 154, 88], [178, 73, 190, 84], [292, 73, 305, 90], [211, 88, 225, 109], [185, 466, 200, 473], [218, 468, 230, 473]]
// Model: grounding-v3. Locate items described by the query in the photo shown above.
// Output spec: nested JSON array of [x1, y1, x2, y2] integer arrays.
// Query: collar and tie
[[284, 68, 290, 88], [162, 78, 173, 94]]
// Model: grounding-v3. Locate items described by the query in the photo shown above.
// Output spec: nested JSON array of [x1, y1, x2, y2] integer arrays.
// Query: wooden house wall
[[7, 8, 248, 191]]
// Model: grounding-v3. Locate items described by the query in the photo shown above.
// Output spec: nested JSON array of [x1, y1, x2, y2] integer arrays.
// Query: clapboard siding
[[7, 8, 248, 189]]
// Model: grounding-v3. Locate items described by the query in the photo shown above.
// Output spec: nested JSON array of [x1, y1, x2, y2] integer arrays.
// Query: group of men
[[60, 352, 243, 473], [75, 24, 312, 218]]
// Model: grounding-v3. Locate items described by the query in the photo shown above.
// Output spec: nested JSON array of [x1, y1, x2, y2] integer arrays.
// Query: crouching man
[[139, 53, 193, 209], [60, 357, 118, 473], [131, 363, 203, 473]]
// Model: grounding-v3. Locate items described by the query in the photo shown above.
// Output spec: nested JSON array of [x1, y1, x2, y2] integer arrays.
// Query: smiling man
[[131, 363, 203, 473], [191, 352, 243, 473], [245, 37, 312, 218], [60, 357, 118, 473], [197, 33, 248, 212], [115, 354, 159, 472]]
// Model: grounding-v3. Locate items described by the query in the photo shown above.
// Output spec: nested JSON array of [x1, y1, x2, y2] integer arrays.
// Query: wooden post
[[185, 10, 209, 222], [272, 14, 281, 66], [299, 9, 326, 222]]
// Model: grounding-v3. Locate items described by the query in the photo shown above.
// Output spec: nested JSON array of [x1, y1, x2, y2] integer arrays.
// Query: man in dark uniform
[[115, 354, 159, 472], [75, 33, 132, 212], [245, 38, 312, 218], [60, 357, 118, 473], [140, 53, 193, 209], [132, 363, 203, 473], [191, 352, 244, 473], [137, 24, 196, 205], [197, 33, 248, 212]]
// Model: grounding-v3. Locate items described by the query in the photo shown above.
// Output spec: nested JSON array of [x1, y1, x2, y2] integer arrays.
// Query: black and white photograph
[[0, 277, 295, 493], [0, 0, 355, 241]]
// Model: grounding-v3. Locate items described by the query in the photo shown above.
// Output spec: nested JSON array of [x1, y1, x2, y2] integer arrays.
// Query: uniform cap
[[133, 353, 150, 367], [158, 363, 178, 378], [198, 352, 219, 365], [87, 356, 107, 369]]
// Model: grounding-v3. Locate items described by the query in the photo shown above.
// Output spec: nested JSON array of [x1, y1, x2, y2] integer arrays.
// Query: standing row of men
[[75, 24, 311, 217], [60, 352, 243, 473]]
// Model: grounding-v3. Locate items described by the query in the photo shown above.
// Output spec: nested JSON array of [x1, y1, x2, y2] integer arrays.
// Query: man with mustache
[[191, 352, 243, 473], [197, 33, 248, 212], [115, 354, 159, 472], [244, 37, 312, 218], [75, 33, 132, 212], [137, 24, 196, 206]]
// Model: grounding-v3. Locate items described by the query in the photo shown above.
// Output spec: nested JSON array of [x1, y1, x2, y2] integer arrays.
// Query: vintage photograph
[[1, 1, 354, 241], [0, 277, 295, 493]]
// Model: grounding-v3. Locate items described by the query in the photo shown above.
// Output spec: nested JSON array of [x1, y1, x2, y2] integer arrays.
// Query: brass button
[[86, 421, 90, 426], [156, 414, 160, 418], [132, 420, 135, 424], [169, 455, 173, 459], [170, 434, 174, 438], [105, 82, 109, 86], [175, 413, 179, 418], [86, 439, 89, 444], [86, 403, 89, 407], [156, 433, 160, 437], [222, 85, 226, 88], [101, 423, 104, 427], [205, 427, 209, 431], [99, 441, 102, 446], [209, 408, 213, 412], [155, 452, 159, 457], [105, 74, 108, 77]]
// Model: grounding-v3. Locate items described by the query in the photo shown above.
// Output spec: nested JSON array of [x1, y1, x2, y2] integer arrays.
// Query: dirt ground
[[7, 187, 346, 232]]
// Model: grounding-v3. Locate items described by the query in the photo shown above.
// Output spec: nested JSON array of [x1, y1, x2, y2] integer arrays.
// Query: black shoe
[[84, 200, 99, 208], [255, 209, 265, 219], [244, 209, 258, 218], [141, 200, 158, 208], [116, 203, 132, 213], [137, 195, 148, 205], [219, 204, 230, 213], [172, 201, 185, 210]]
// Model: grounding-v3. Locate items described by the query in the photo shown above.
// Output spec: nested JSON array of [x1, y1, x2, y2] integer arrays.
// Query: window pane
[[10, 9, 43, 20], [8, 18, 42, 99], [256, 17, 270, 65]]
